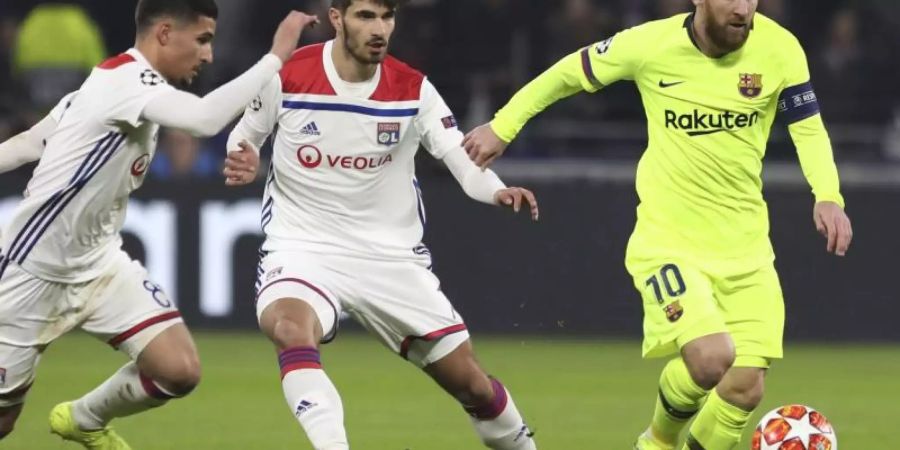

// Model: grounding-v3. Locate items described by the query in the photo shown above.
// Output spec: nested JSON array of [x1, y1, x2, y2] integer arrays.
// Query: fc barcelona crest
[[664, 300, 684, 323], [738, 73, 763, 98]]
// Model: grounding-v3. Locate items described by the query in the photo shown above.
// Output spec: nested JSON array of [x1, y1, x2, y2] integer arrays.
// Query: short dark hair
[[135, 0, 218, 33], [331, 0, 400, 12]]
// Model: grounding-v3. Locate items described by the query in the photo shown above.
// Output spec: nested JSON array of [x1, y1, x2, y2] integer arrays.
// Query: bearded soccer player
[[0, 0, 317, 448], [224, 0, 539, 449], [463, 1, 853, 449]]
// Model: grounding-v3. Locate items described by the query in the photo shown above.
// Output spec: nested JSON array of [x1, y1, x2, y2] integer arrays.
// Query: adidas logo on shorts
[[300, 122, 321, 136]]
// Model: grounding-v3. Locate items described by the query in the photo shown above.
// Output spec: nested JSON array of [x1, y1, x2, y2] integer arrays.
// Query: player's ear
[[156, 21, 173, 46], [329, 8, 343, 35], [692, 0, 704, 7]]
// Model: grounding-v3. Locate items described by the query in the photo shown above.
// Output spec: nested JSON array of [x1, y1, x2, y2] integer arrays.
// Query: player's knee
[[156, 354, 202, 397], [270, 316, 319, 350], [720, 373, 765, 410], [687, 350, 735, 389], [454, 373, 495, 407]]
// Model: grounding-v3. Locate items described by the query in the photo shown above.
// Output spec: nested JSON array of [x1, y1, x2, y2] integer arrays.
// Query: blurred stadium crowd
[[1, 0, 898, 181]]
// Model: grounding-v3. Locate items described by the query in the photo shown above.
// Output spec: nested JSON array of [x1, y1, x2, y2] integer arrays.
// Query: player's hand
[[270, 11, 320, 62], [494, 187, 539, 221], [813, 201, 852, 256], [463, 123, 508, 170], [223, 140, 260, 186]]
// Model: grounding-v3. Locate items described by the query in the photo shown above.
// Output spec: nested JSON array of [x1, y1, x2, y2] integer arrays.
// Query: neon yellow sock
[[649, 358, 708, 446], [683, 389, 753, 450]]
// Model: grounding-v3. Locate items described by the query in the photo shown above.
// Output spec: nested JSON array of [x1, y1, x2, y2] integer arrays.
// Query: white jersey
[[238, 41, 465, 260], [0, 49, 174, 283]]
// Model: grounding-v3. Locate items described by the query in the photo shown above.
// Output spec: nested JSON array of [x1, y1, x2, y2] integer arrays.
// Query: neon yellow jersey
[[570, 13, 837, 272]]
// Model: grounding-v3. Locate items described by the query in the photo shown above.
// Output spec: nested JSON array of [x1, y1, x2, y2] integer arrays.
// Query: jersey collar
[[322, 40, 382, 99], [125, 48, 152, 67]]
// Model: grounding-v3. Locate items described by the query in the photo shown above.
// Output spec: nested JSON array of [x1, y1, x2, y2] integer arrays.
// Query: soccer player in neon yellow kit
[[463, 0, 853, 449]]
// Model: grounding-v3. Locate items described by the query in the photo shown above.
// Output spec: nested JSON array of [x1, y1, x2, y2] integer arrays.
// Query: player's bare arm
[[440, 148, 539, 222], [813, 201, 852, 256], [494, 187, 539, 221], [222, 140, 260, 186], [463, 124, 509, 171]]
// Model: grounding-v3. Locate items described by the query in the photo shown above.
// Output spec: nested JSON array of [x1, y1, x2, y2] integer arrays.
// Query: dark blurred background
[[1, 0, 899, 178]]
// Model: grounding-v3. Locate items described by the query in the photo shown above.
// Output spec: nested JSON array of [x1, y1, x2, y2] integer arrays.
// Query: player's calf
[[683, 367, 766, 450], [716, 366, 766, 411], [425, 341, 536, 450], [0, 404, 23, 440], [261, 298, 348, 450]]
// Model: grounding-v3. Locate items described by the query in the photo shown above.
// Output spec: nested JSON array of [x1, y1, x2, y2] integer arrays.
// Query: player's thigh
[[629, 260, 727, 358], [255, 251, 342, 346], [345, 259, 469, 368], [715, 264, 785, 364], [79, 253, 184, 361]]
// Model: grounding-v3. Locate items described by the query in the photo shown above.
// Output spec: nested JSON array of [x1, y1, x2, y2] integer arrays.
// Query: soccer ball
[[752, 405, 837, 450]]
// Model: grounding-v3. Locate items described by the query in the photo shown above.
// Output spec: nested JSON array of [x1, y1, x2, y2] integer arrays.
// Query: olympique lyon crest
[[738, 73, 763, 98], [377, 123, 401, 146]]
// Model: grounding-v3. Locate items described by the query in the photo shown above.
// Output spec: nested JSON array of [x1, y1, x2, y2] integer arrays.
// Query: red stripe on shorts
[[399, 323, 468, 359]]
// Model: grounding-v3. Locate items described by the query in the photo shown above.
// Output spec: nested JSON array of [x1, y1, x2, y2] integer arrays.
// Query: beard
[[704, 17, 751, 53], [341, 20, 389, 65]]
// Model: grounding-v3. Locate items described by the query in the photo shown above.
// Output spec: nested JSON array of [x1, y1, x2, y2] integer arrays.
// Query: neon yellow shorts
[[628, 259, 784, 364]]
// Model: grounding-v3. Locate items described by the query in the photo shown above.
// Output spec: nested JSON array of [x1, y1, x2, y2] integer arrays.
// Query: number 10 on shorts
[[645, 264, 686, 322]]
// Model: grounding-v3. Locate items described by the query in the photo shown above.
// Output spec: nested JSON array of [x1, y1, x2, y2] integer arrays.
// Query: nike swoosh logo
[[659, 80, 685, 88]]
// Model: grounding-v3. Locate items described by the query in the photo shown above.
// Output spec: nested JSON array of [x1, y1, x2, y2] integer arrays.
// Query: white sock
[[467, 379, 537, 450], [279, 347, 348, 450], [71, 362, 174, 430]]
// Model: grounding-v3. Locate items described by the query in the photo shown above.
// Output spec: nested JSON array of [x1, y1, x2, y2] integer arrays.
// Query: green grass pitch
[[3, 332, 897, 449]]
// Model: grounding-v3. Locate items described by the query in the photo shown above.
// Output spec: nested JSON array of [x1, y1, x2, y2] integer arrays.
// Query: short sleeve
[[109, 65, 176, 128], [580, 27, 646, 91], [414, 79, 463, 160]]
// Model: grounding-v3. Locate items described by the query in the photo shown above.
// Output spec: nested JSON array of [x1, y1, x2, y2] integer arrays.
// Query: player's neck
[[331, 39, 378, 83], [690, 13, 730, 58], [134, 40, 167, 80]]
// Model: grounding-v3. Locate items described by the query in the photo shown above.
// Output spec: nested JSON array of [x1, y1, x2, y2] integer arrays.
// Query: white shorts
[[255, 250, 470, 368], [0, 250, 182, 406]]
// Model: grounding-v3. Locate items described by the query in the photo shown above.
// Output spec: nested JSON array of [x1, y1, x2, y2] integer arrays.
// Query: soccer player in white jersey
[[224, 1, 540, 449], [0, 1, 319, 448]]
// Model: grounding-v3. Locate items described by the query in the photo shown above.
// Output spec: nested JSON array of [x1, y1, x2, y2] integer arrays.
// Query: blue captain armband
[[777, 81, 820, 124]]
